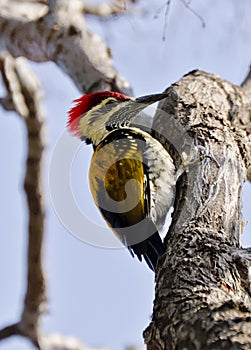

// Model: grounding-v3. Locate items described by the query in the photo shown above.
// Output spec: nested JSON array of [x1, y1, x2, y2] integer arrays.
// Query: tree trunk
[[144, 70, 251, 349]]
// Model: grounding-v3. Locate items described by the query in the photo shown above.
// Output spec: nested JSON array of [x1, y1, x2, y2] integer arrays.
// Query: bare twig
[[154, 0, 205, 41], [181, 0, 205, 28], [162, 0, 171, 41], [0, 323, 20, 340]]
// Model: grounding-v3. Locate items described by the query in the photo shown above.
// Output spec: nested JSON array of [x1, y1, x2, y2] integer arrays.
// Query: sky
[[1, 0, 251, 349]]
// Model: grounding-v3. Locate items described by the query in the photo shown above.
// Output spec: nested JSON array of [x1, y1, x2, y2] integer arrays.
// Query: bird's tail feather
[[131, 230, 165, 271], [144, 231, 165, 271]]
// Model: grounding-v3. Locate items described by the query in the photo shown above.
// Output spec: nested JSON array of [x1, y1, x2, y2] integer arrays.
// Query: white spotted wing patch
[[143, 133, 176, 231]]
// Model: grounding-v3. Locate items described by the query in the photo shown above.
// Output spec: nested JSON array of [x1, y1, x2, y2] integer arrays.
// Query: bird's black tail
[[102, 210, 166, 271], [130, 229, 165, 271], [144, 231, 165, 271]]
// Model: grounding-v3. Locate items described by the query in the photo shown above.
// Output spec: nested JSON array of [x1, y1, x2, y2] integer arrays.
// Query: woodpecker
[[68, 91, 176, 271]]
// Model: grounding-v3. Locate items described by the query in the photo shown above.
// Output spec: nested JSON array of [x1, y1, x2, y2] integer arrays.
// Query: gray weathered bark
[[144, 70, 251, 349]]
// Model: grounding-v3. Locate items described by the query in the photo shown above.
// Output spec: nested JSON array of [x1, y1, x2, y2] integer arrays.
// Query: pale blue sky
[[1, 1, 251, 349]]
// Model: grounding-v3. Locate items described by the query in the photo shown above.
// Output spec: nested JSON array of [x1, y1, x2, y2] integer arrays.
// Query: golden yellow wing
[[89, 133, 145, 231]]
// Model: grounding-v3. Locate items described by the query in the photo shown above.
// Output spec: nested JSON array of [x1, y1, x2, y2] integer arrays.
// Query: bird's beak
[[135, 92, 169, 105]]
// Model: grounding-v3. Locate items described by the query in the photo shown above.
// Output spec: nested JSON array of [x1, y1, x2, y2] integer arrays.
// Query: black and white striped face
[[68, 91, 132, 142], [79, 97, 135, 146]]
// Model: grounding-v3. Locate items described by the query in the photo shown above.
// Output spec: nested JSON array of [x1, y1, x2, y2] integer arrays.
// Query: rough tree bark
[[144, 70, 251, 349], [0, 1, 251, 350]]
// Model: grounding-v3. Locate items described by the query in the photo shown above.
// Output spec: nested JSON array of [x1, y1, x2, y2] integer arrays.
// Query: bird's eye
[[105, 98, 117, 105]]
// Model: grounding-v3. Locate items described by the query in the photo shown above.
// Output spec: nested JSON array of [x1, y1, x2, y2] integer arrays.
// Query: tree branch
[[0, 323, 20, 340], [0, 0, 132, 94], [0, 0, 48, 21], [40, 333, 106, 350], [0, 52, 46, 347], [83, 0, 137, 17]]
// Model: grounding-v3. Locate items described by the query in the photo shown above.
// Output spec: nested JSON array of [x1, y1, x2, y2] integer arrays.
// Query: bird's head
[[68, 90, 168, 146]]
